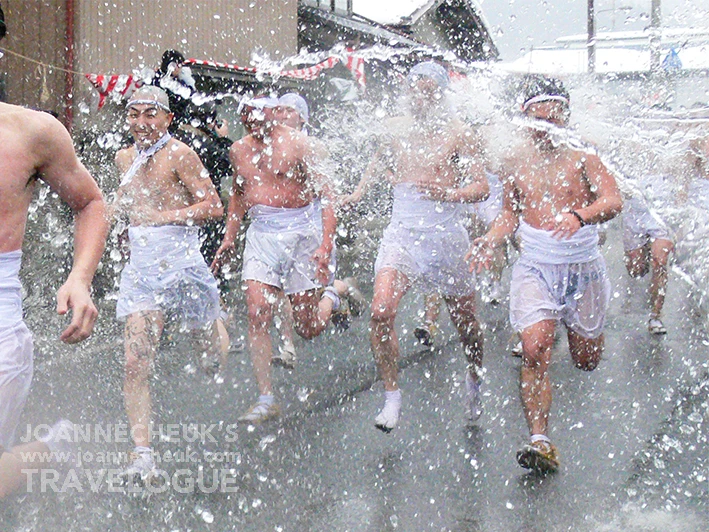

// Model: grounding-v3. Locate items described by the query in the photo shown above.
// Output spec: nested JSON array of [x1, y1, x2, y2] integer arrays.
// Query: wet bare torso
[[385, 116, 471, 188], [0, 106, 51, 253], [231, 125, 315, 210], [116, 139, 199, 225], [507, 139, 596, 230]]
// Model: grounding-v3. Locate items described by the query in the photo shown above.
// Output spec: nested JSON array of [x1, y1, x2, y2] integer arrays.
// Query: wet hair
[[521, 75, 570, 111], [160, 49, 186, 74]]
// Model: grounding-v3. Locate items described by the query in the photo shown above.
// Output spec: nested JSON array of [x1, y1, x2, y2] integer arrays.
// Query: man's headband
[[522, 95, 570, 112], [126, 99, 171, 112]]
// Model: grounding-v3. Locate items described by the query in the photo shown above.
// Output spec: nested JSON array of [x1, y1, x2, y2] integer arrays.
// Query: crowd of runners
[[2, 32, 708, 498]]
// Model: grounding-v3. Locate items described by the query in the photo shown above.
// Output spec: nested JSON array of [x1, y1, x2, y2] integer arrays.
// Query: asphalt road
[[2, 221, 708, 531]]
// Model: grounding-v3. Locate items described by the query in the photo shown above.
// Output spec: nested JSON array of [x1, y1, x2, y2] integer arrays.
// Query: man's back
[[0, 103, 92, 253]]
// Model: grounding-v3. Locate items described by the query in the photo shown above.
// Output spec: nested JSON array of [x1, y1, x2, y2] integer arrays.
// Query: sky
[[354, 0, 709, 60]]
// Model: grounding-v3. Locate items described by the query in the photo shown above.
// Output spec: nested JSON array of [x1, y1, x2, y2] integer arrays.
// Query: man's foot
[[374, 390, 402, 433], [414, 323, 438, 347], [465, 374, 482, 423], [511, 340, 523, 358], [648, 318, 667, 335], [516, 440, 560, 474], [120, 450, 158, 486], [273, 342, 297, 370], [342, 277, 367, 317], [238, 401, 281, 424]]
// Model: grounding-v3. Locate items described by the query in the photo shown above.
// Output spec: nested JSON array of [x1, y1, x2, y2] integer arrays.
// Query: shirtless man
[[212, 97, 362, 424], [345, 62, 489, 432], [113, 86, 224, 482], [0, 99, 107, 495], [469, 76, 622, 473]]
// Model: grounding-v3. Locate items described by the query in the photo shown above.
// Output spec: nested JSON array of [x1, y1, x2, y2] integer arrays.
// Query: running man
[[469, 76, 622, 474], [622, 185, 674, 334], [211, 97, 363, 424], [414, 169, 506, 347], [344, 62, 489, 432], [112, 86, 224, 482], [0, 96, 108, 495]]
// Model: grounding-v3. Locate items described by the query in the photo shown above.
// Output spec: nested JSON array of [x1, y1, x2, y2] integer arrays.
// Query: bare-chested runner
[[0, 10, 108, 495], [211, 96, 363, 424], [469, 76, 623, 474], [343, 62, 489, 432], [112, 86, 224, 483]]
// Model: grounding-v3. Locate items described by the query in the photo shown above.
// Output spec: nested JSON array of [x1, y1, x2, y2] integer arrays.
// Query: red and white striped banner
[[85, 54, 367, 108], [84, 73, 143, 109]]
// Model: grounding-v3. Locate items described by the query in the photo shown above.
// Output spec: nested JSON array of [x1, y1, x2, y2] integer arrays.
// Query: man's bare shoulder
[[0, 103, 63, 146]]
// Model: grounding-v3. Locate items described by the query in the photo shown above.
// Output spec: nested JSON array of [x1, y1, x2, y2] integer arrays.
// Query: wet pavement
[[2, 221, 709, 531]]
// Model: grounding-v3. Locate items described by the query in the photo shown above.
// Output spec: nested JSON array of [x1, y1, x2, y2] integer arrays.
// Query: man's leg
[[649, 238, 674, 330], [445, 293, 484, 422], [568, 330, 604, 371], [520, 320, 556, 436], [122, 310, 163, 479], [289, 278, 352, 340], [273, 292, 297, 369], [0, 441, 52, 499], [239, 281, 282, 423], [370, 269, 411, 432], [414, 293, 442, 346], [624, 244, 650, 279], [191, 320, 223, 376], [517, 319, 560, 473]]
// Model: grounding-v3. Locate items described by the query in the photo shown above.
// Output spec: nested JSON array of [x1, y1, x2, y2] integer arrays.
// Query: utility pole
[[587, 0, 596, 73], [649, 0, 662, 72]]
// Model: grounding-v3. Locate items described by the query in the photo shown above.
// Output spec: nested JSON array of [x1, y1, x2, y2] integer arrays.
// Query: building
[[0, 0, 297, 127]]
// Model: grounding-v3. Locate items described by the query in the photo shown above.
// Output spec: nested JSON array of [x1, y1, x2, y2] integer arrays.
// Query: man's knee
[[370, 299, 397, 326], [521, 329, 553, 369], [247, 300, 273, 328], [570, 337, 603, 371], [625, 252, 649, 278]]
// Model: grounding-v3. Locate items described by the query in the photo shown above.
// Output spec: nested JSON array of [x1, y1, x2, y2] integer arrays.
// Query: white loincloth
[[510, 221, 610, 338], [0, 250, 33, 449], [242, 201, 335, 294], [375, 182, 475, 297], [622, 195, 672, 252], [116, 226, 220, 328]]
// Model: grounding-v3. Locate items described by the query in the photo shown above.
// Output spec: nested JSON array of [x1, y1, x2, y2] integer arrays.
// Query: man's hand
[[210, 240, 236, 274], [311, 245, 332, 286], [416, 182, 451, 202], [56, 276, 98, 344], [549, 212, 583, 240], [466, 236, 496, 274]]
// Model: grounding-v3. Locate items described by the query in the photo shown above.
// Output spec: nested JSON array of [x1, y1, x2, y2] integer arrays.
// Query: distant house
[[0, 1, 297, 127], [299, 0, 498, 62]]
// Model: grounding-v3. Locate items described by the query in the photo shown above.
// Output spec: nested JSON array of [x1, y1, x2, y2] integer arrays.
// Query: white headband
[[126, 99, 171, 112], [522, 95, 570, 112]]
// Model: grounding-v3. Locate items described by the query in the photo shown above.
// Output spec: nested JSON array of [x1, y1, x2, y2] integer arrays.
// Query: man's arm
[[211, 142, 247, 272], [575, 153, 623, 225], [417, 126, 490, 203], [154, 144, 224, 225], [35, 113, 108, 343], [467, 170, 519, 273], [303, 136, 337, 284]]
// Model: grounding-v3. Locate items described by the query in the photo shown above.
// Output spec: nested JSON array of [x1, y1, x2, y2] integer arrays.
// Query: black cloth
[[173, 126, 233, 274]]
